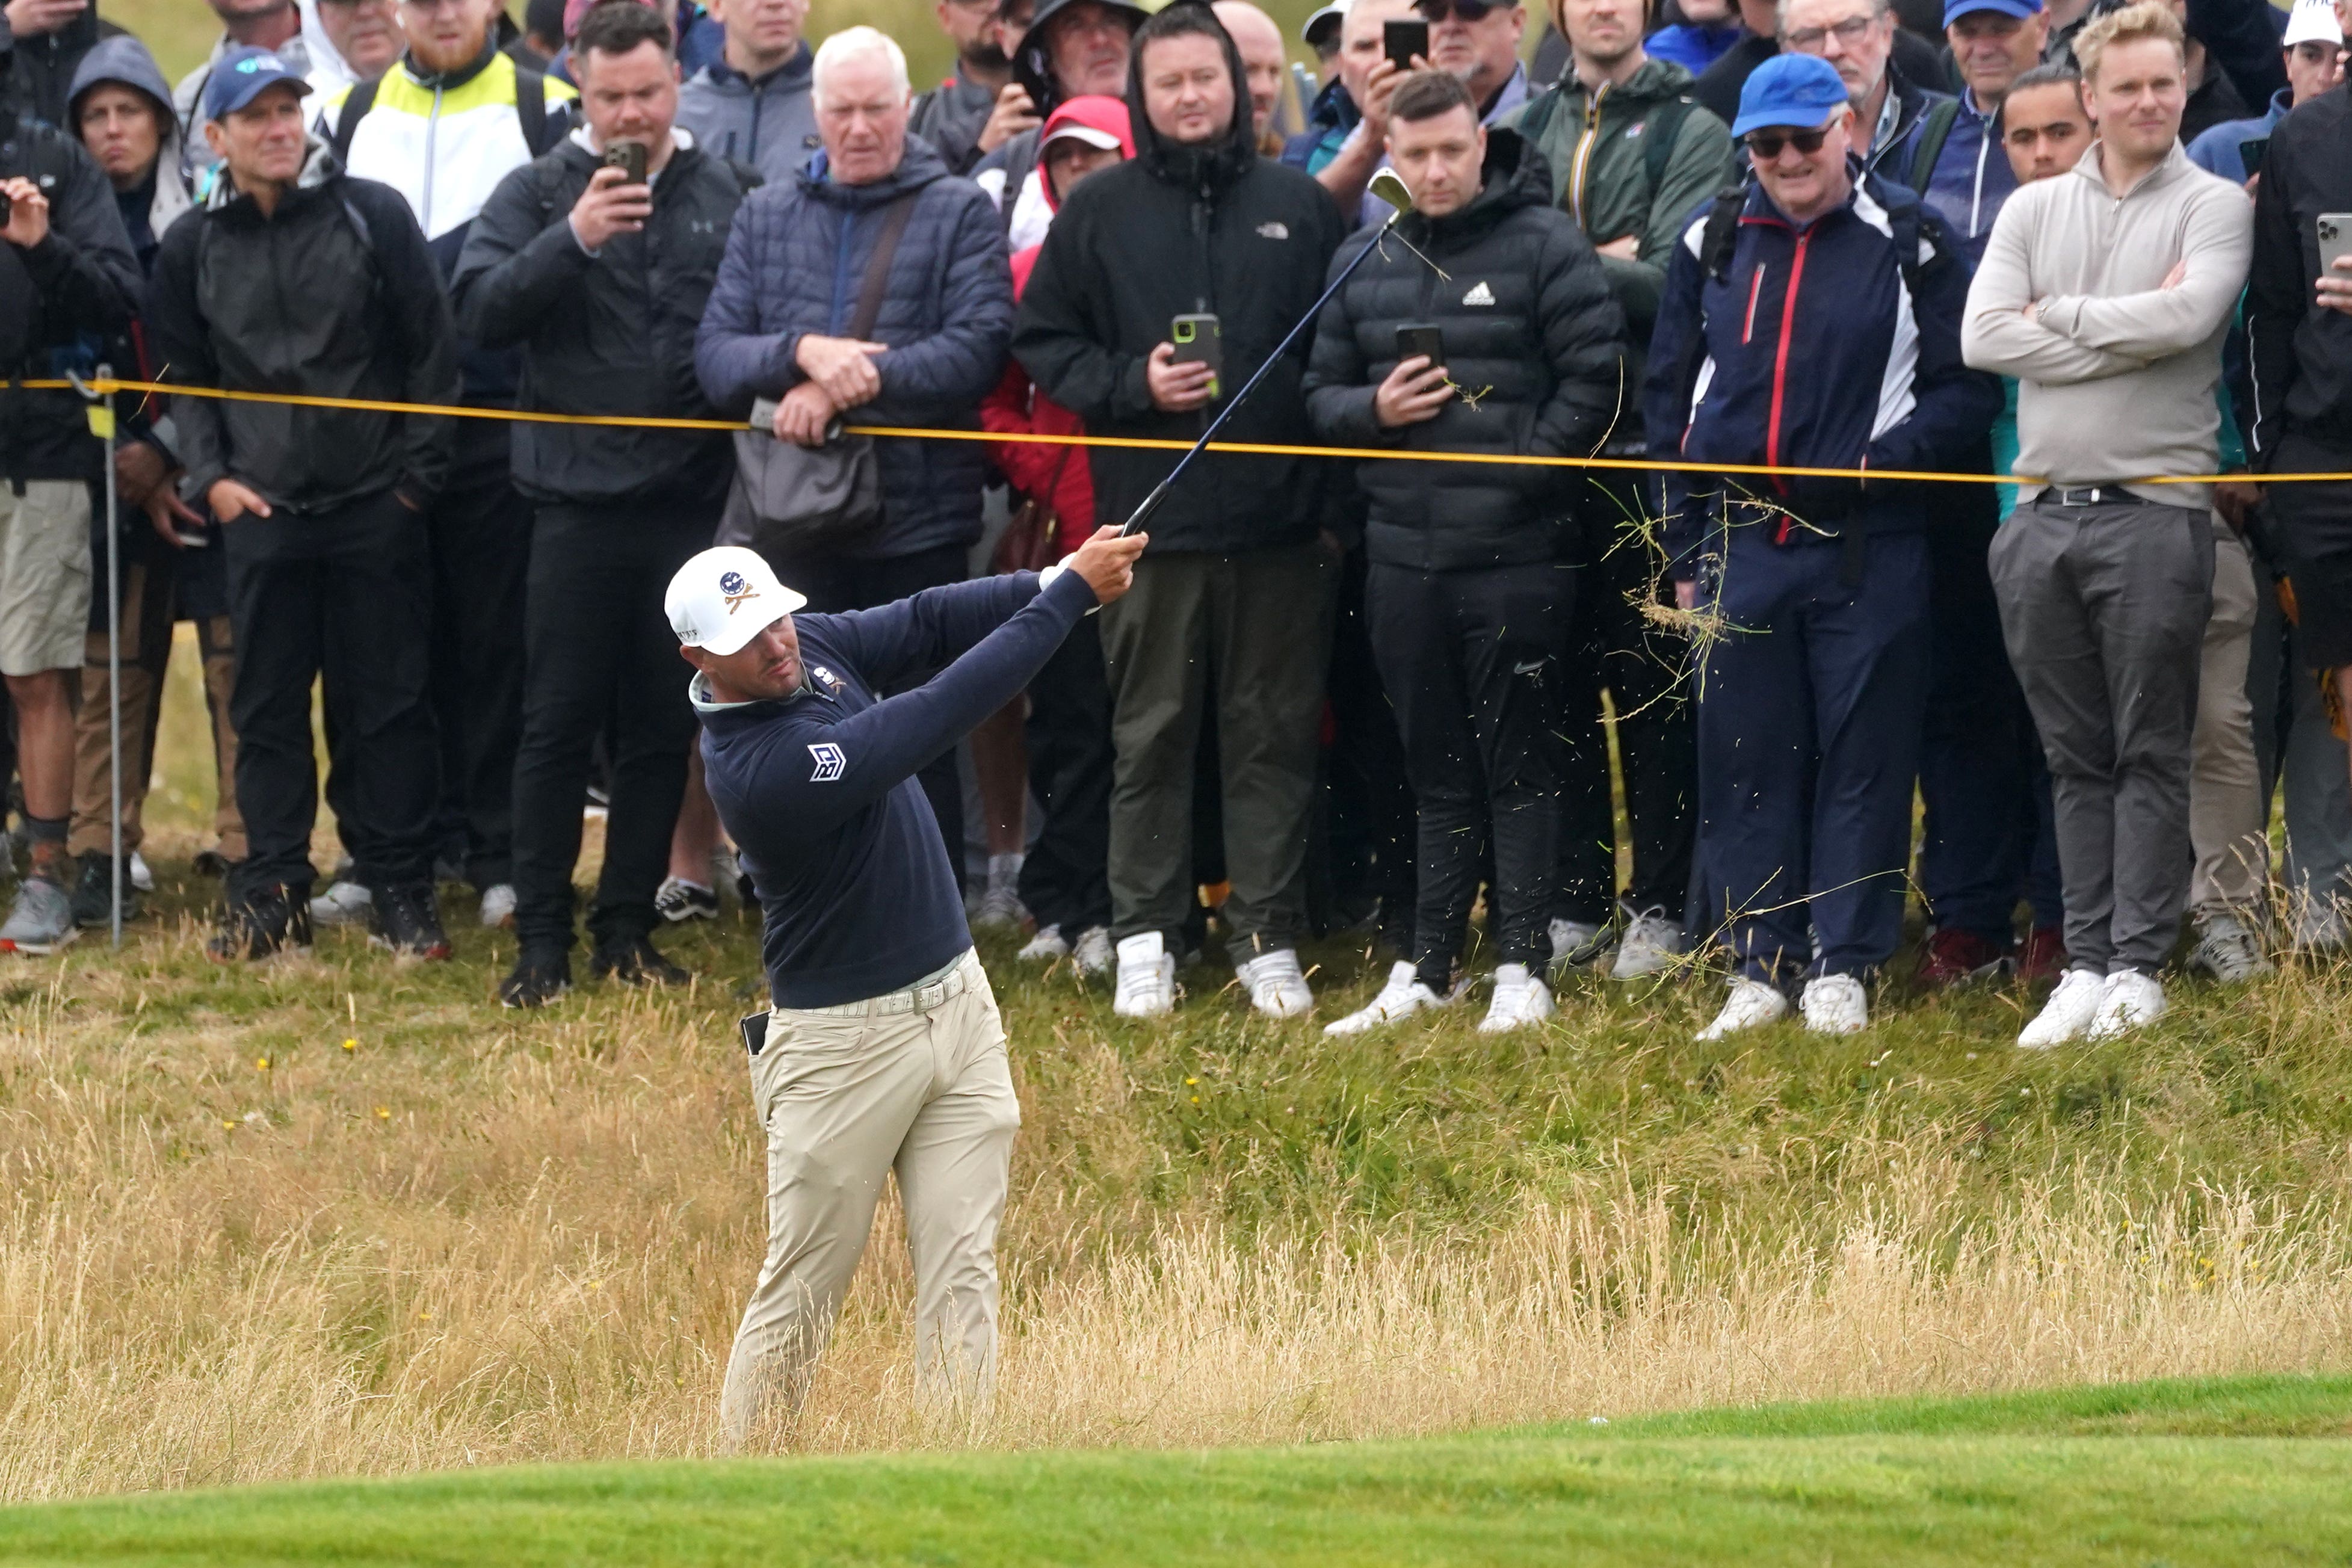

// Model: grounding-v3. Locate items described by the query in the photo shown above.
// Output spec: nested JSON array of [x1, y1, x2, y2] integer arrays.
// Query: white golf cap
[[666, 546, 806, 656], [1302, 1, 1346, 46], [2284, 0, 2342, 48]]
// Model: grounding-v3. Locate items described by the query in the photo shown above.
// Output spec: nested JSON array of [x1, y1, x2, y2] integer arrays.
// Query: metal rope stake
[[78, 368, 124, 948]]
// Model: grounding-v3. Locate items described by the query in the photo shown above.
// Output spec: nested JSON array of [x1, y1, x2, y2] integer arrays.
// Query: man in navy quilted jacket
[[696, 23, 1014, 896]]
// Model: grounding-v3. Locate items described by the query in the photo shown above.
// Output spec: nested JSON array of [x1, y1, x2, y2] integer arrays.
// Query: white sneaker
[[2188, 912, 2273, 983], [1696, 977, 1789, 1041], [309, 879, 373, 927], [478, 882, 516, 928], [2291, 894, 2349, 955], [971, 883, 1030, 931], [129, 850, 154, 893], [2087, 969, 2166, 1040], [1549, 917, 1609, 969], [1236, 946, 1313, 1018], [1478, 962, 1555, 1032], [1610, 909, 1688, 980], [1324, 960, 1449, 1035], [2017, 967, 2107, 1049], [1072, 924, 1114, 977], [1799, 973, 1868, 1035], [1113, 931, 1176, 1017], [1017, 923, 1069, 962]]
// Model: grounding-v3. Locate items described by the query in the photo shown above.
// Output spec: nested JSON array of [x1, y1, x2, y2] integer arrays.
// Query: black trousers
[[222, 490, 437, 900], [1017, 610, 1112, 934], [768, 542, 968, 897], [1368, 560, 1575, 988], [426, 422, 532, 888], [1554, 473, 1697, 924], [511, 499, 709, 953], [1316, 545, 1418, 949]]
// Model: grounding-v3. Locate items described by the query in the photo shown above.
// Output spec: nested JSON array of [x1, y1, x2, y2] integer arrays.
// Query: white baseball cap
[[666, 546, 807, 656], [2284, 0, 2342, 48]]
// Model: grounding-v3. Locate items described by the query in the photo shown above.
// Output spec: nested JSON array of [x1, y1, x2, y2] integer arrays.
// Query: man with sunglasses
[[1418, 0, 1532, 122], [1647, 54, 1998, 1040]]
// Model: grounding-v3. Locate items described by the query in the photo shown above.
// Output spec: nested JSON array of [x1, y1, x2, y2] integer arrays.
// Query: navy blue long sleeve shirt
[[696, 568, 1097, 1008]]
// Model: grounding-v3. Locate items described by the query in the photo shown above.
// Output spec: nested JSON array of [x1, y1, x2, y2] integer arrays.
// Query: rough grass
[[4, 1376, 2350, 1566], [5, 632, 2352, 1502]]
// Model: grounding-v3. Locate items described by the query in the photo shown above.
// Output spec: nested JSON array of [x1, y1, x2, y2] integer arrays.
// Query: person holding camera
[[1649, 55, 1998, 1041], [0, 24, 138, 957], [1304, 70, 1626, 1034], [1012, 3, 1345, 1020], [452, 0, 758, 1007], [147, 48, 461, 963]]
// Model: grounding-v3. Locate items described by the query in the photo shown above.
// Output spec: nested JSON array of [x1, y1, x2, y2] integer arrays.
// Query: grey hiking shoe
[[1, 876, 78, 955], [2188, 912, 2273, 984]]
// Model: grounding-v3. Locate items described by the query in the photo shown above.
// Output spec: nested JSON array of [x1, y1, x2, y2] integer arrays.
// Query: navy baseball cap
[[1943, 0, 2043, 25], [1732, 54, 1851, 138], [202, 46, 312, 123]]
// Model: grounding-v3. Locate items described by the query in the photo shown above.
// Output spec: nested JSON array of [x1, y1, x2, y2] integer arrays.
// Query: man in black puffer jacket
[[1304, 67, 1626, 1036], [1012, 1, 1347, 1022]]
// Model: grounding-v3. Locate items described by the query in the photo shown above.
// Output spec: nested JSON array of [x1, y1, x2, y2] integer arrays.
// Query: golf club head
[[1369, 168, 1416, 215]]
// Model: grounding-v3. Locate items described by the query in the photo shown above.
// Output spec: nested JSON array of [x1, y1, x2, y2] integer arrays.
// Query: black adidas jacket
[[2247, 85, 2352, 462], [1303, 129, 1628, 571], [452, 137, 758, 506], [1010, 22, 1347, 553], [147, 143, 460, 514]]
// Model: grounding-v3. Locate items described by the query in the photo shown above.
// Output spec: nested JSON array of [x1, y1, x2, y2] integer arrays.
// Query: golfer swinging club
[[668, 524, 1147, 1442]]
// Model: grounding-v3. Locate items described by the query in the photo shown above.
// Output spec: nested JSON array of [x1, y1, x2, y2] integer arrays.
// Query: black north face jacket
[[1303, 129, 1628, 572], [1010, 19, 1347, 554]]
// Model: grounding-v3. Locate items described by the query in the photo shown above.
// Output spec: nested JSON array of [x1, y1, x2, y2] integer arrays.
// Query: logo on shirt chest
[[807, 742, 847, 782], [810, 665, 841, 691], [1462, 280, 1496, 306]]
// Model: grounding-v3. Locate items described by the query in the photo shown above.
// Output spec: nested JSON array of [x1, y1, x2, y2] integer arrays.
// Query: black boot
[[590, 933, 691, 987], [69, 851, 141, 928], [370, 882, 453, 960], [207, 882, 313, 962], [499, 946, 573, 1008]]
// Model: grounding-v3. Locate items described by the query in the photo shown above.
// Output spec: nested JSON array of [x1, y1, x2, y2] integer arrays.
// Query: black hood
[[1125, 5, 1256, 195], [1011, 0, 1149, 123], [1398, 126, 1552, 246]]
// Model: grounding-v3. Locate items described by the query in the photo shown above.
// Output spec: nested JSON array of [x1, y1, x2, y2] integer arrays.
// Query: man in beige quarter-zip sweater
[[1962, 0, 2252, 1051]]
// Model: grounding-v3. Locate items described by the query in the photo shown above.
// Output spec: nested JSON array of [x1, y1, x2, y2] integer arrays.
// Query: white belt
[[787, 951, 975, 1019]]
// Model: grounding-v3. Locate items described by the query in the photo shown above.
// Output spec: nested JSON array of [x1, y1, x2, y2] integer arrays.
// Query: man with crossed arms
[[668, 523, 1144, 1442]]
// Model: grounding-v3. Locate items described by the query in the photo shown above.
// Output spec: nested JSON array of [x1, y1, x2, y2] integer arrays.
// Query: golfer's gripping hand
[[1067, 526, 1149, 604]]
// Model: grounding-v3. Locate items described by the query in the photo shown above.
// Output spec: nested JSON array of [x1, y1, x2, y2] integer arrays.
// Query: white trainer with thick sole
[[1236, 947, 1313, 1019], [1324, 960, 1449, 1035], [1113, 931, 1176, 1017], [2087, 969, 2166, 1040], [1478, 962, 1555, 1032], [1016, 923, 1069, 963], [1799, 974, 1868, 1035], [2017, 968, 2107, 1049], [1696, 977, 1789, 1040]]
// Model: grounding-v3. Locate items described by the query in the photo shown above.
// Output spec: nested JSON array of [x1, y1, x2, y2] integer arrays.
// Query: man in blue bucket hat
[[1644, 52, 2000, 1041]]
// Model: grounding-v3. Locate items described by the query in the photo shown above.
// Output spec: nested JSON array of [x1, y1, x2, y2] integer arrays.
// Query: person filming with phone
[[452, 0, 760, 1007], [1013, 2, 1345, 1022], [1303, 68, 1626, 1036]]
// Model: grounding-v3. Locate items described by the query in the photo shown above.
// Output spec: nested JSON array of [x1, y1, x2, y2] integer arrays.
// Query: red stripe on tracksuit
[[1766, 229, 1812, 543]]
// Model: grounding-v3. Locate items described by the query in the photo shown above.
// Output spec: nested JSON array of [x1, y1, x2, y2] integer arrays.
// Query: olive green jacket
[[1498, 56, 1736, 386]]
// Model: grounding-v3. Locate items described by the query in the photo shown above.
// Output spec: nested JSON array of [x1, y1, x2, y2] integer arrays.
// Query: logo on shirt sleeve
[[807, 742, 847, 782]]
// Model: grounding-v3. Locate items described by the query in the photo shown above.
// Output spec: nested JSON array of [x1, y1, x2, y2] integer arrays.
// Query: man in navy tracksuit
[[669, 526, 1143, 1443], [1647, 55, 2000, 1041]]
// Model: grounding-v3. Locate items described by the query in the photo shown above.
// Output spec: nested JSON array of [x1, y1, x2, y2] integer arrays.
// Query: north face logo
[[1462, 281, 1496, 306], [807, 742, 846, 782]]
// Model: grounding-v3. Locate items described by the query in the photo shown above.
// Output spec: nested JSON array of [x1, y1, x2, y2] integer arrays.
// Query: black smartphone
[[1384, 18, 1428, 72], [1395, 322, 1445, 371], [1170, 312, 1223, 400], [739, 1011, 770, 1057], [603, 140, 648, 184], [2238, 137, 2267, 181]]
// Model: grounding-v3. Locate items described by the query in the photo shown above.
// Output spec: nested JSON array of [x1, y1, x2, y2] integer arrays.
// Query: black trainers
[[69, 852, 141, 928], [590, 934, 691, 987], [207, 882, 313, 962], [369, 882, 453, 960], [499, 946, 573, 1008]]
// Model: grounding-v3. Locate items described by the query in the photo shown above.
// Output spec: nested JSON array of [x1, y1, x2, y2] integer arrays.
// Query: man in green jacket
[[1499, 0, 1735, 981]]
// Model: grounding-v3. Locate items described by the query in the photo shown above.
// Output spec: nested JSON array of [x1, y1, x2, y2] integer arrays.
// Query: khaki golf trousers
[[720, 949, 1019, 1444]]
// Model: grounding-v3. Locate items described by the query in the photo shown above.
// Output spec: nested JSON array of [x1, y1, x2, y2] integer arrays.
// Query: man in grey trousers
[[1962, 0, 2252, 1049]]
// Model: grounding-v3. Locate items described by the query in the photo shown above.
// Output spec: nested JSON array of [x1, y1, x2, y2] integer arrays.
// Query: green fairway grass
[[5, 1375, 2348, 1567]]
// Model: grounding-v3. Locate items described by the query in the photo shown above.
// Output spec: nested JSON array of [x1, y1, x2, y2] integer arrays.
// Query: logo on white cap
[[666, 546, 807, 656]]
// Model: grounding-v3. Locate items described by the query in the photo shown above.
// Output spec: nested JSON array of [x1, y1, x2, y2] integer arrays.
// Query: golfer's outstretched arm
[[823, 573, 1057, 690]]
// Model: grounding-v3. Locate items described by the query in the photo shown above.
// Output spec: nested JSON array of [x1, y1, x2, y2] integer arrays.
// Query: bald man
[[1213, 1, 1289, 151]]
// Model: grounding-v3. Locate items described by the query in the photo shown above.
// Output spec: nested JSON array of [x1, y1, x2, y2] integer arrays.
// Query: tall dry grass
[[5, 898, 2351, 1501]]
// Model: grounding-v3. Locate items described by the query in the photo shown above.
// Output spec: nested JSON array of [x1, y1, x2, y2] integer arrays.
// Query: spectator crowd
[[4, 0, 2350, 1048]]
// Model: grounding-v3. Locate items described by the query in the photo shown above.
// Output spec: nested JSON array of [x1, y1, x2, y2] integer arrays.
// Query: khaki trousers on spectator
[[2188, 522, 2268, 922], [721, 949, 1019, 1445]]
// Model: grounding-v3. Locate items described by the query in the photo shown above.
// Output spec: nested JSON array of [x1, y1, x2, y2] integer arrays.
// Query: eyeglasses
[[1413, 0, 1501, 22], [1744, 126, 1830, 158], [1783, 14, 1878, 50]]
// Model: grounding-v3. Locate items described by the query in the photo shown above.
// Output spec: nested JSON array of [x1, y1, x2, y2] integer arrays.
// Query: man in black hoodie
[[1306, 68, 1627, 1036], [1014, 1, 1346, 1021]]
